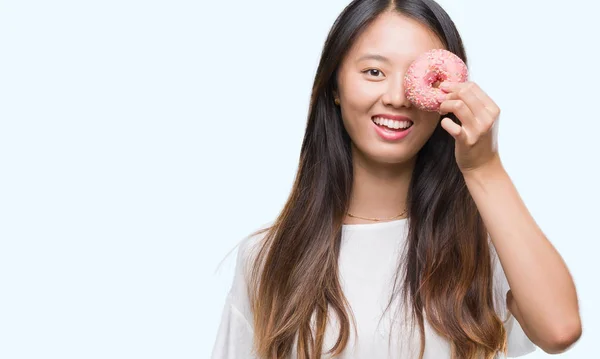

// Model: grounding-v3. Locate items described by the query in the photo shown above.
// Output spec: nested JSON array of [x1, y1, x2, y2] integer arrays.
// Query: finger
[[454, 84, 488, 126], [438, 81, 464, 94], [468, 82, 498, 112], [440, 117, 466, 141], [438, 99, 477, 136], [446, 82, 500, 119], [475, 87, 501, 120]]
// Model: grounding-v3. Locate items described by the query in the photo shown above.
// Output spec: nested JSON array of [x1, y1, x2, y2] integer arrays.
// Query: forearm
[[462, 156, 581, 350]]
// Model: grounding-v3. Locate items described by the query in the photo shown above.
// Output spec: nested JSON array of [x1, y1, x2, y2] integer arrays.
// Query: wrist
[[461, 155, 506, 184]]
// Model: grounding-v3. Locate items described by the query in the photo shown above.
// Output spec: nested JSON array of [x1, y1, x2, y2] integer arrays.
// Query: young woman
[[212, 0, 582, 358]]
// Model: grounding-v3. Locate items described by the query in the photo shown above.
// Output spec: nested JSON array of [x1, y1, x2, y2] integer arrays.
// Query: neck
[[345, 145, 416, 225]]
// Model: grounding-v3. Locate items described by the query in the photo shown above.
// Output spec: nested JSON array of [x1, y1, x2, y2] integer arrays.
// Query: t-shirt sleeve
[[489, 238, 536, 357], [211, 229, 267, 359]]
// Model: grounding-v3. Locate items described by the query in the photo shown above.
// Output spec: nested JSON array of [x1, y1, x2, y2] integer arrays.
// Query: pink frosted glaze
[[403, 49, 468, 111]]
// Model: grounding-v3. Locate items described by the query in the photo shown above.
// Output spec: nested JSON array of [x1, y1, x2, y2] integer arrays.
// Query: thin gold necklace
[[346, 208, 407, 222]]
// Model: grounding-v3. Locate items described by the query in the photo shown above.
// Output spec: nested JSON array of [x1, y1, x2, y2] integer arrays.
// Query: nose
[[381, 72, 411, 109]]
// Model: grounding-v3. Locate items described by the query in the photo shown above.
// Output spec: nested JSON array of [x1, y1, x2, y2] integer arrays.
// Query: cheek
[[422, 111, 441, 124], [418, 111, 442, 136], [339, 76, 379, 135], [341, 74, 380, 109]]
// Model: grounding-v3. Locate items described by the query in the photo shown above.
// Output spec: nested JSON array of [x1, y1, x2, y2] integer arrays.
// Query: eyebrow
[[356, 53, 391, 64]]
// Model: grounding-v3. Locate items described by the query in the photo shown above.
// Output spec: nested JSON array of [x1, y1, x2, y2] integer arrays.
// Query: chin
[[364, 146, 415, 165], [377, 154, 413, 165]]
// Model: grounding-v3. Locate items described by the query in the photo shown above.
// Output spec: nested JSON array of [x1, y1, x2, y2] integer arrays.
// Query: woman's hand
[[438, 81, 501, 173]]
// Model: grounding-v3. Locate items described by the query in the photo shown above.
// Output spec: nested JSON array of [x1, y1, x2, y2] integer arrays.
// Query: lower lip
[[372, 119, 413, 141]]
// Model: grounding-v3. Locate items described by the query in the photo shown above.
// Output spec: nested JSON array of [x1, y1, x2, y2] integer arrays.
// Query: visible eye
[[362, 69, 384, 78]]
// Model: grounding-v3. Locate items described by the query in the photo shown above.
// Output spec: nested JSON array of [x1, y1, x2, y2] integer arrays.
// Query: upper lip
[[372, 114, 413, 122]]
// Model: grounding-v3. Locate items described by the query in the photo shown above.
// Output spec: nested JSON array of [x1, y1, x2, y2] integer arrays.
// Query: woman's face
[[335, 11, 445, 165]]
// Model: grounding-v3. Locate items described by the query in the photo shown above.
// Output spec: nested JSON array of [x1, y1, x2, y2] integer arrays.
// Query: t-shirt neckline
[[342, 218, 408, 230]]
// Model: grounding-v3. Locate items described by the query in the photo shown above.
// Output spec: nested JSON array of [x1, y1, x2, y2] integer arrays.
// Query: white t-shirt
[[211, 219, 536, 358]]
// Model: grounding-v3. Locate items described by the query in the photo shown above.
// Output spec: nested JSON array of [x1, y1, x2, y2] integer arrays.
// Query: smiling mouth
[[371, 116, 414, 132]]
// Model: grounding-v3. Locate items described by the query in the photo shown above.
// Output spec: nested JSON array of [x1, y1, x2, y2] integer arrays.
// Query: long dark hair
[[245, 0, 507, 358]]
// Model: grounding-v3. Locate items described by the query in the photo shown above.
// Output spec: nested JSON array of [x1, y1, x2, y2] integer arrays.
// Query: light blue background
[[0, 0, 597, 358]]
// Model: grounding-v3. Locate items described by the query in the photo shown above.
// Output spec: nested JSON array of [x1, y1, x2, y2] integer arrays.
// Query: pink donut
[[403, 49, 468, 112]]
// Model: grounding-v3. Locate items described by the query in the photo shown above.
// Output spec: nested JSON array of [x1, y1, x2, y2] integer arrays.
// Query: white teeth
[[372, 117, 413, 129]]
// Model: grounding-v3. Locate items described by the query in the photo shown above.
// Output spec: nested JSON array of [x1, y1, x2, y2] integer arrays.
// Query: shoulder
[[226, 221, 274, 321], [236, 225, 270, 280], [235, 221, 273, 278], [211, 223, 273, 358]]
